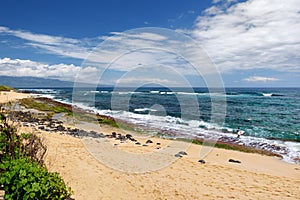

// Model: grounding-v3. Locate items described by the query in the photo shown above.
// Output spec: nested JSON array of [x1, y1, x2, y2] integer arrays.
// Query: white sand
[[0, 91, 31, 103]]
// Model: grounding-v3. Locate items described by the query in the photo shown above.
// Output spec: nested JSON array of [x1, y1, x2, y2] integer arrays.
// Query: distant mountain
[[0, 76, 79, 88]]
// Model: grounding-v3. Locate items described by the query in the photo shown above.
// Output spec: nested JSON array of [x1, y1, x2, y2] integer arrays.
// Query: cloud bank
[[191, 0, 300, 73], [243, 76, 280, 82], [0, 57, 98, 82]]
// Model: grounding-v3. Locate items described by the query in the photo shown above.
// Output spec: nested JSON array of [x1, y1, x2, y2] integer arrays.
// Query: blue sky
[[0, 0, 299, 87]]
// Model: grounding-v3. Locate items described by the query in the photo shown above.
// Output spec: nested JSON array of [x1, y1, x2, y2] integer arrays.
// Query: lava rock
[[56, 125, 65, 131], [146, 139, 153, 144], [228, 159, 241, 163], [178, 151, 188, 156], [112, 132, 117, 138], [198, 159, 206, 164], [126, 134, 132, 139], [118, 135, 126, 141], [175, 154, 183, 158]]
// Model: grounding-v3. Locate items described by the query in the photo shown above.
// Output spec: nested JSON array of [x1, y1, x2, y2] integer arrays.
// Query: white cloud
[[0, 26, 93, 59], [204, 6, 224, 15], [191, 0, 300, 73], [0, 57, 99, 83], [243, 76, 280, 82], [82, 28, 220, 77]]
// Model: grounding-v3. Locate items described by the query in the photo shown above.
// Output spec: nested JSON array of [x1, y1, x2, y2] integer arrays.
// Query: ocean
[[20, 87, 300, 163]]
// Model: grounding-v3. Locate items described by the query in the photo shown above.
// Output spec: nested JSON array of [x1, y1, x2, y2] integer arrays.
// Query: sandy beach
[[1, 91, 300, 200], [0, 91, 31, 103]]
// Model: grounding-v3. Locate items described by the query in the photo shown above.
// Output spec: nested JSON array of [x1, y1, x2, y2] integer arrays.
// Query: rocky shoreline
[[4, 97, 293, 163]]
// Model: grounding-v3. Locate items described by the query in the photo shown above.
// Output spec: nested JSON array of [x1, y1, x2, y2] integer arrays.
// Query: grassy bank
[[0, 85, 13, 91]]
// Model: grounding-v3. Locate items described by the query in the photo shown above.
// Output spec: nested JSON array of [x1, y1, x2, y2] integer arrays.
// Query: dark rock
[[142, 144, 148, 146], [228, 159, 241, 163], [156, 143, 161, 145], [135, 142, 141, 145], [118, 135, 126, 141], [98, 133, 106, 138], [38, 125, 45, 130], [48, 123, 55, 128], [146, 139, 153, 144], [78, 130, 88, 137], [126, 134, 132, 139], [198, 159, 206, 164], [112, 132, 117, 138], [175, 154, 183, 158], [178, 151, 187, 156], [56, 125, 65, 131]]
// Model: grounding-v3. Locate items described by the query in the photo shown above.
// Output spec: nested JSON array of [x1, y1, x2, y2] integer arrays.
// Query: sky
[[0, 0, 299, 87]]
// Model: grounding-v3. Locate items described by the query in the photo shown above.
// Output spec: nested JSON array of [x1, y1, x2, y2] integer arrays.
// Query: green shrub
[[0, 111, 72, 199], [0, 157, 72, 200], [0, 85, 13, 91]]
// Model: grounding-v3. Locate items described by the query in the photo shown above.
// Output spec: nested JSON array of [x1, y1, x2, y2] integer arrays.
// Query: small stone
[[178, 151, 187, 156], [56, 125, 65, 131], [156, 143, 161, 145], [118, 135, 126, 141], [135, 142, 141, 145], [126, 134, 132, 139], [228, 159, 241, 163], [198, 159, 206, 164], [175, 153, 183, 158], [146, 139, 153, 144], [112, 132, 117, 138]]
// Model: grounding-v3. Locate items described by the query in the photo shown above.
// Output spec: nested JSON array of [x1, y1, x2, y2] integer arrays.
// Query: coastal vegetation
[[0, 112, 72, 199], [19, 98, 72, 116], [0, 85, 13, 92]]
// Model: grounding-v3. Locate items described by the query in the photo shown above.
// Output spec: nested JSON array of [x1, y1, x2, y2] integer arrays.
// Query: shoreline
[[1, 91, 300, 199], [17, 95, 300, 164]]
